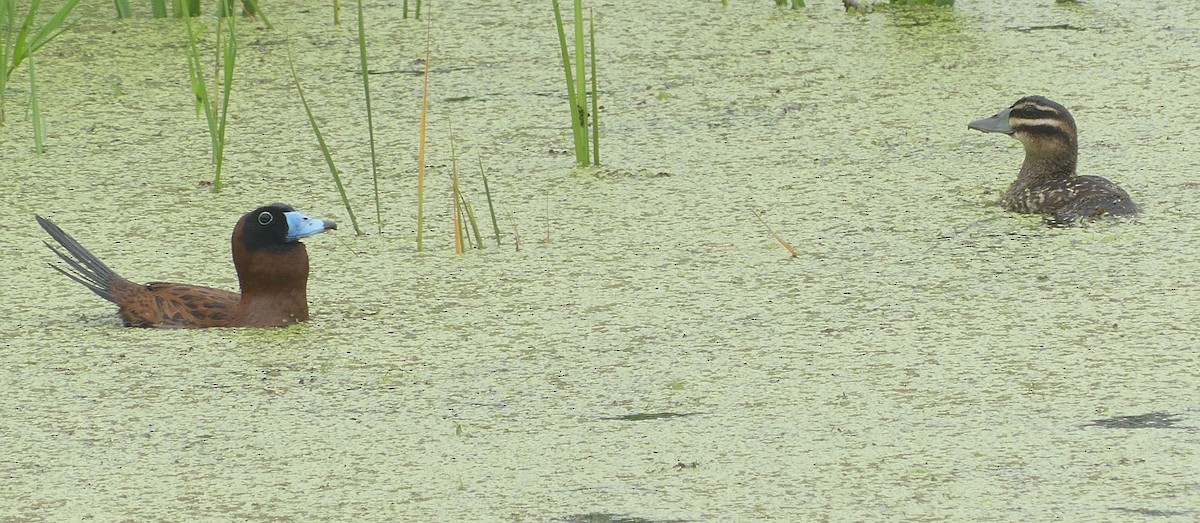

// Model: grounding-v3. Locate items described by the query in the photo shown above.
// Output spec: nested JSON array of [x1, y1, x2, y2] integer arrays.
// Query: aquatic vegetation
[[355, 0, 383, 233], [182, 3, 237, 191], [775, 0, 804, 8], [479, 158, 502, 247], [113, 0, 269, 24], [550, 0, 600, 167], [0, 0, 81, 149], [404, 0, 422, 20], [416, 16, 432, 250], [446, 120, 506, 253], [751, 209, 800, 258]]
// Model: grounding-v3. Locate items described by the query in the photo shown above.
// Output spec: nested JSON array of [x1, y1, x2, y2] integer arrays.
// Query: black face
[[239, 203, 299, 253]]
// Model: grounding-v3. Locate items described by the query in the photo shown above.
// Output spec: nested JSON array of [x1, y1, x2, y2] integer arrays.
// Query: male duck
[[36, 203, 337, 328], [968, 96, 1139, 222]]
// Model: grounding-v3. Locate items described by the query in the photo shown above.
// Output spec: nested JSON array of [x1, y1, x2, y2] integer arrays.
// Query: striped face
[[969, 96, 1077, 152], [1006, 96, 1076, 141]]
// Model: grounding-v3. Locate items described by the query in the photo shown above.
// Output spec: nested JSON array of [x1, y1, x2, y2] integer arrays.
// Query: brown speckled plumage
[[969, 96, 1139, 223], [37, 204, 336, 328]]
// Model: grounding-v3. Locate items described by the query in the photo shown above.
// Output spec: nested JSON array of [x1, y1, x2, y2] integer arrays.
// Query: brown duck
[[969, 96, 1140, 222], [36, 203, 337, 328]]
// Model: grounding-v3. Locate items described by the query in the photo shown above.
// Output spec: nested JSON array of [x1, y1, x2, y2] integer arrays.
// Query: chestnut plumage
[[36, 203, 336, 328]]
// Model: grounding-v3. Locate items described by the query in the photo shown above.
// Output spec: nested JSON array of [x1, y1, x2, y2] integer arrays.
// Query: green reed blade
[[463, 197, 483, 250], [240, 0, 271, 29], [150, 0, 166, 17], [15, 0, 82, 71], [286, 31, 361, 235], [355, 0, 382, 233], [551, 0, 588, 166], [571, 0, 590, 165], [113, 0, 131, 18], [9, 0, 37, 75], [588, 8, 599, 166], [1, 0, 14, 123], [182, 13, 219, 162], [449, 124, 463, 253], [478, 157, 501, 245], [212, 12, 237, 192]]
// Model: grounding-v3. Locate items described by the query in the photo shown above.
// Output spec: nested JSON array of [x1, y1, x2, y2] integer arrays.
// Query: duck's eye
[[258, 212, 274, 226]]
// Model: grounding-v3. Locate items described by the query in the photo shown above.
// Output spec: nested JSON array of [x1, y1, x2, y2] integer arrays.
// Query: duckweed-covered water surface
[[2, 1, 1199, 521]]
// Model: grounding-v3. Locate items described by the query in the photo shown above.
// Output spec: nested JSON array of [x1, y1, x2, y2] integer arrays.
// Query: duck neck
[[233, 242, 311, 322], [1017, 154, 1076, 183], [1015, 135, 1077, 185]]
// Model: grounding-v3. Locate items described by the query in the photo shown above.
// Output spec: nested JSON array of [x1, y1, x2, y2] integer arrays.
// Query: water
[[1, 1, 1198, 520]]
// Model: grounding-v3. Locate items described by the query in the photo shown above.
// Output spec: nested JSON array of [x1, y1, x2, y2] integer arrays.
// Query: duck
[[36, 203, 337, 328], [968, 95, 1140, 223]]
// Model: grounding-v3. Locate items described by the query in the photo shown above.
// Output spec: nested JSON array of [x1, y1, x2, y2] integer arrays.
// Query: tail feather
[[36, 215, 121, 303]]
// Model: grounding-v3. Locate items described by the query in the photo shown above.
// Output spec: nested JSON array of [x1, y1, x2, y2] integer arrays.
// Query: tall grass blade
[[286, 33, 361, 235], [463, 198, 483, 250], [479, 157, 501, 246], [182, 10, 220, 176], [150, 0, 166, 17], [355, 0, 382, 234], [240, 0, 271, 29], [588, 8, 599, 166], [415, 17, 432, 251], [212, 12, 237, 191], [447, 126, 483, 253], [114, 0, 131, 18], [570, 0, 591, 166], [0, 0, 80, 140], [449, 134, 463, 254], [1, 0, 15, 123], [9, 0, 35, 73], [9, 0, 81, 75], [550, 0, 588, 166]]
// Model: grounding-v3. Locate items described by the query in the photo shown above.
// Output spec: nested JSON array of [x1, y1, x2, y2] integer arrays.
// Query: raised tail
[[35, 215, 122, 303]]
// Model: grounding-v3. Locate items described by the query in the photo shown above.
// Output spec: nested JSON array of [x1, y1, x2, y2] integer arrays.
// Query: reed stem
[[286, 32, 362, 235], [415, 19, 432, 251], [355, 0, 382, 233]]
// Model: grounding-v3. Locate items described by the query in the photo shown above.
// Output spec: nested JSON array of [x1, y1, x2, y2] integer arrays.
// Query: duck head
[[969, 95, 1078, 179], [232, 203, 337, 297]]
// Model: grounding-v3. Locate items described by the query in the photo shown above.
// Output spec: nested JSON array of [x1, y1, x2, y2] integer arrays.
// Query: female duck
[[968, 96, 1139, 222], [36, 203, 337, 328]]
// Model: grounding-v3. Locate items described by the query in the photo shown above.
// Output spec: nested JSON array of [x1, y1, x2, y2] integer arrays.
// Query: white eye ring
[[258, 212, 274, 225]]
